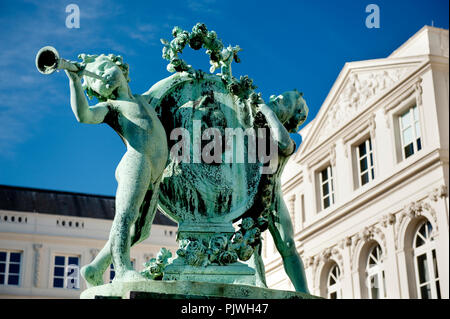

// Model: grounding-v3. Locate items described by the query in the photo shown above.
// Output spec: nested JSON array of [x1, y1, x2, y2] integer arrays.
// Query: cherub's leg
[[248, 243, 268, 288], [109, 150, 152, 282], [81, 184, 156, 287], [269, 198, 309, 293], [81, 223, 142, 286], [80, 242, 112, 287]]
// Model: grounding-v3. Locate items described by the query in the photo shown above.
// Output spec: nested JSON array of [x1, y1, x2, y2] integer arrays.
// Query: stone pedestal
[[163, 261, 256, 285], [80, 280, 319, 299]]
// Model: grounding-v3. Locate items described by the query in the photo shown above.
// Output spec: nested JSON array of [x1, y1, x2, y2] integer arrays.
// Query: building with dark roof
[[0, 185, 178, 298]]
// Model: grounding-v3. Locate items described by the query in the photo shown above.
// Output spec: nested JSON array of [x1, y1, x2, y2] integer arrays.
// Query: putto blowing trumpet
[[35, 46, 105, 81]]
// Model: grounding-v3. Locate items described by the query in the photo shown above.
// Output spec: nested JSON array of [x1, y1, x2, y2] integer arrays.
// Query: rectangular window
[[399, 105, 422, 160], [357, 138, 375, 186], [0, 250, 22, 286], [52, 255, 80, 289], [319, 166, 335, 210]]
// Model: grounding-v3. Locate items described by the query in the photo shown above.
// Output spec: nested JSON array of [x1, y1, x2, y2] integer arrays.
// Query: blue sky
[[0, 0, 448, 196]]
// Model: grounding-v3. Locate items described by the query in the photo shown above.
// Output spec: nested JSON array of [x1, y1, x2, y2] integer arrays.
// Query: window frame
[[326, 263, 343, 299], [318, 165, 335, 211], [356, 138, 375, 187], [389, 94, 424, 164], [398, 104, 422, 161], [366, 244, 387, 299], [0, 250, 23, 287], [51, 254, 80, 290], [413, 221, 441, 299]]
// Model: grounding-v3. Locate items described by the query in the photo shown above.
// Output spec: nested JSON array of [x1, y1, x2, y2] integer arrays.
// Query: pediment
[[295, 58, 423, 159]]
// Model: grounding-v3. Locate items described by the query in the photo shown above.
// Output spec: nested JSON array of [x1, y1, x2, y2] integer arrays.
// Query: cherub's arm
[[65, 70, 109, 124], [258, 103, 295, 156]]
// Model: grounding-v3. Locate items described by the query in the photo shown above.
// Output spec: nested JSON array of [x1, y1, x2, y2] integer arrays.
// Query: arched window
[[327, 263, 342, 299], [413, 221, 441, 299], [366, 244, 386, 299]]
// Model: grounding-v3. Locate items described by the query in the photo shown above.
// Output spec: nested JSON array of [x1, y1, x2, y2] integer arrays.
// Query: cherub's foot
[[81, 264, 104, 288], [112, 269, 146, 283]]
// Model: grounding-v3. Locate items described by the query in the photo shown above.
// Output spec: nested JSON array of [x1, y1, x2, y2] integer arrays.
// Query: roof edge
[[0, 184, 115, 199]]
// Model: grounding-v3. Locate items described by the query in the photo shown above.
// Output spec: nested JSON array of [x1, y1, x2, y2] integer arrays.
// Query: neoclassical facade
[[262, 26, 449, 299], [0, 185, 178, 298]]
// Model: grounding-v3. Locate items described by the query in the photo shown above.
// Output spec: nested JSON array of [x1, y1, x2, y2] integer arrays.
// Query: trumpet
[[35, 46, 105, 82]]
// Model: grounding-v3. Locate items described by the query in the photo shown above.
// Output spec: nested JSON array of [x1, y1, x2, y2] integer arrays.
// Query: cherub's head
[[269, 89, 308, 133], [78, 53, 130, 101]]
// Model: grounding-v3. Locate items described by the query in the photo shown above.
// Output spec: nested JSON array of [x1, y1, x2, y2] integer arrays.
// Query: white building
[[0, 185, 178, 298], [263, 26, 449, 299]]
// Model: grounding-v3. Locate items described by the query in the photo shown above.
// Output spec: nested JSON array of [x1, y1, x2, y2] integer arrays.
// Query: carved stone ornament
[[304, 257, 312, 268], [342, 236, 352, 248], [395, 197, 439, 249], [329, 145, 336, 167], [380, 213, 396, 228], [310, 244, 345, 283], [404, 200, 436, 225], [414, 78, 423, 106], [428, 185, 448, 202], [369, 113, 376, 139], [350, 223, 387, 269], [318, 68, 413, 142]]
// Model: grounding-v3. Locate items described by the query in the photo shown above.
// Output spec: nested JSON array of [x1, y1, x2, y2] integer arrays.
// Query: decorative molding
[[428, 185, 448, 202], [402, 200, 433, 220], [342, 236, 352, 248], [32, 243, 43, 288], [369, 113, 376, 139], [329, 145, 336, 167], [304, 256, 315, 269], [383, 108, 391, 129], [395, 197, 439, 250], [310, 243, 345, 289], [380, 213, 396, 228], [317, 67, 413, 142], [383, 77, 421, 114], [350, 223, 387, 272], [414, 78, 423, 106]]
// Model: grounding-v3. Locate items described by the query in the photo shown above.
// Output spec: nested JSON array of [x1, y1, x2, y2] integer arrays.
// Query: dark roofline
[[0, 184, 115, 200], [0, 184, 177, 227]]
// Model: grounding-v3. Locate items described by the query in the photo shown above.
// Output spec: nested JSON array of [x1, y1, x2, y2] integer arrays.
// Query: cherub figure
[[247, 90, 309, 293], [211, 45, 242, 82], [64, 53, 168, 285]]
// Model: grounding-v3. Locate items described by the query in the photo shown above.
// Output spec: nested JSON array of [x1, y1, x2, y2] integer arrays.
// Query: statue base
[[80, 280, 319, 299], [163, 260, 256, 286]]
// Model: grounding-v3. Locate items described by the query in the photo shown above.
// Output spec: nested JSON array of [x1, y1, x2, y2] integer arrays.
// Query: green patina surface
[[80, 280, 319, 299], [37, 22, 312, 298]]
